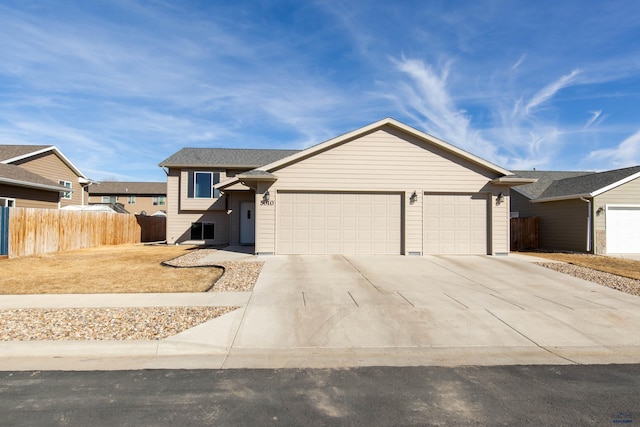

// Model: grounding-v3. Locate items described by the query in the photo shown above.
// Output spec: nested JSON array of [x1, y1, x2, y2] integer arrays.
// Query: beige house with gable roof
[[160, 118, 532, 255]]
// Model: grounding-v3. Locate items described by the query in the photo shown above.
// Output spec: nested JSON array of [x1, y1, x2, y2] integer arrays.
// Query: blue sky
[[1, 0, 639, 182]]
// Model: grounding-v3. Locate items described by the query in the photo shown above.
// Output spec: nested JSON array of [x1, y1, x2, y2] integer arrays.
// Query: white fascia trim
[[532, 193, 591, 203], [2, 146, 88, 179], [0, 177, 72, 193], [591, 171, 640, 197]]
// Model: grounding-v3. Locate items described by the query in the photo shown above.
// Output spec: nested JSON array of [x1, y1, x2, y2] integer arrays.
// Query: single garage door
[[423, 193, 488, 254], [606, 206, 640, 253], [277, 192, 401, 254]]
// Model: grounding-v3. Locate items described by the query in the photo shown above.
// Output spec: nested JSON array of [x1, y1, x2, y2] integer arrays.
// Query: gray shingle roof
[[158, 148, 301, 168], [511, 170, 594, 199], [89, 181, 166, 195], [538, 165, 640, 200], [0, 163, 68, 191], [0, 145, 53, 162], [512, 166, 640, 200]]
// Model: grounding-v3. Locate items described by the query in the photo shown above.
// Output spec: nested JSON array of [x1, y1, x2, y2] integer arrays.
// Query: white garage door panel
[[607, 206, 640, 253], [277, 192, 401, 254], [424, 193, 488, 255]]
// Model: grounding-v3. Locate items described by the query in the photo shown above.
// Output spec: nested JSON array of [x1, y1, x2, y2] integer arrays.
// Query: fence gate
[[0, 207, 8, 256]]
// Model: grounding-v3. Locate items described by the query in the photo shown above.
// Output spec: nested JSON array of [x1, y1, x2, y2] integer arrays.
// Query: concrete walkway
[[2, 250, 640, 370]]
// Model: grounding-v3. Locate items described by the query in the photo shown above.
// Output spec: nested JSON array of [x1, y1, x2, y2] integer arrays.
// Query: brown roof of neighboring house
[[0, 145, 54, 162], [89, 181, 166, 195], [0, 163, 69, 192]]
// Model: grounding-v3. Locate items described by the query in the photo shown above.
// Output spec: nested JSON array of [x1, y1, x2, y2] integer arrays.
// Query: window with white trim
[[188, 171, 220, 199], [128, 196, 136, 204], [102, 196, 116, 203], [59, 180, 72, 199], [153, 196, 166, 206], [0, 197, 15, 207]]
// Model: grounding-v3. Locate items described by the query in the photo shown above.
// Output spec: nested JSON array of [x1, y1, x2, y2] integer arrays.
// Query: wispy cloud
[[387, 57, 506, 164], [515, 69, 582, 117], [584, 110, 603, 128], [586, 130, 640, 168]]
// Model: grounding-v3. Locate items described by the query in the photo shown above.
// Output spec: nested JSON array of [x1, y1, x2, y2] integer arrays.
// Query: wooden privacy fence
[[136, 214, 166, 243], [510, 216, 539, 251], [7, 208, 166, 258]]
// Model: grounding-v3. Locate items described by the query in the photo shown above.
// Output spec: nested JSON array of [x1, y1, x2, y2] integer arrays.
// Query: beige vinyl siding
[[256, 182, 275, 254], [12, 152, 83, 207], [166, 167, 230, 244], [593, 176, 640, 254], [0, 184, 59, 208], [270, 127, 498, 192], [257, 126, 506, 255], [491, 193, 510, 254], [165, 169, 181, 244]]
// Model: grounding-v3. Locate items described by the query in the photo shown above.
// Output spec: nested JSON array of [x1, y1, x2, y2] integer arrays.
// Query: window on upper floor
[[188, 171, 220, 199], [128, 196, 136, 204], [59, 180, 72, 199], [153, 196, 166, 206], [102, 196, 116, 203]]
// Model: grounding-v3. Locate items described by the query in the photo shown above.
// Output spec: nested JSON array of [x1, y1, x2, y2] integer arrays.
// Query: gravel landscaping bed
[[536, 262, 640, 297], [0, 307, 237, 341], [0, 249, 262, 341]]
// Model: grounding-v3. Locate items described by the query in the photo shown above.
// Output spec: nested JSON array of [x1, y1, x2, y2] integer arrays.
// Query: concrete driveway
[[222, 254, 640, 368]]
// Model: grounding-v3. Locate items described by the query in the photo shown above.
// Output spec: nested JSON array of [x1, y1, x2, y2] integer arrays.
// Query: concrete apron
[[3, 254, 640, 370]]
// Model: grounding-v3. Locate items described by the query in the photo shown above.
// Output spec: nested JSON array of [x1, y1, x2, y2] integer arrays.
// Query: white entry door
[[240, 202, 255, 245]]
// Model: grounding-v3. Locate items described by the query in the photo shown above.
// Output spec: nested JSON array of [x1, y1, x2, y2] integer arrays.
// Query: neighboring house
[[0, 163, 70, 208], [511, 166, 640, 254], [0, 145, 91, 208], [88, 181, 167, 215], [160, 118, 532, 255]]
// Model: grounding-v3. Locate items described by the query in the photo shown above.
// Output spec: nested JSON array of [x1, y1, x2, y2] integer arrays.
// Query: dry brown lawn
[[519, 252, 640, 281], [0, 244, 223, 294]]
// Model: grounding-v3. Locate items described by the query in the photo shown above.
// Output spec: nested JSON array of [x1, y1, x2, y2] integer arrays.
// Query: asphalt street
[[1, 364, 638, 426]]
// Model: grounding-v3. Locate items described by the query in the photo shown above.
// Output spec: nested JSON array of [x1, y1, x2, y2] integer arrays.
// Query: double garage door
[[606, 206, 640, 253], [277, 192, 401, 254], [276, 191, 488, 255]]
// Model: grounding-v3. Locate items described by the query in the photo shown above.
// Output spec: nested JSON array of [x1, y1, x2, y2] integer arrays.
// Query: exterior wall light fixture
[[496, 193, 504, 205], [410, 191, 418, 204], [263, 190, 270, 203]]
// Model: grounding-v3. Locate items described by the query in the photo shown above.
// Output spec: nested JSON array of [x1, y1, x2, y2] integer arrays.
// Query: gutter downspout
[[580, 197, 592, 252]]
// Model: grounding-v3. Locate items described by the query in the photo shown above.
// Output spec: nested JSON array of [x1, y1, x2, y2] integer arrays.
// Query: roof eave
[[0, 177, 71, 193], [490, 177, 538, 186], [591, 171, 640, 197], [532, 193, 591, 203]]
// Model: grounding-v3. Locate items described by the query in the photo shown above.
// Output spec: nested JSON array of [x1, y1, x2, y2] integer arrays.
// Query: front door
[[240, 202, 255, 245]]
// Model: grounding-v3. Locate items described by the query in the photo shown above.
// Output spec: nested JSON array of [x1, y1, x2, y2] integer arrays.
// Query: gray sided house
[[511, 166, 640, 254], [160, 118, 532, 255]]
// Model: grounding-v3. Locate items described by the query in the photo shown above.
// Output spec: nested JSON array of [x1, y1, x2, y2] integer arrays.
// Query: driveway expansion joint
[[485, 309, 580, 365]]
